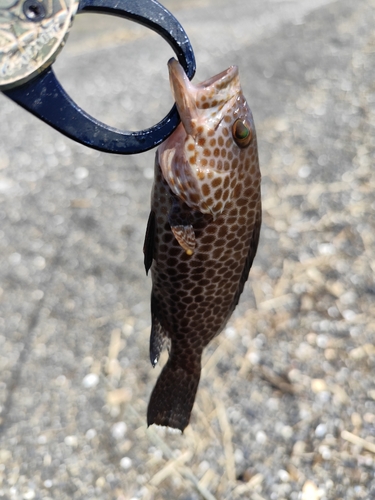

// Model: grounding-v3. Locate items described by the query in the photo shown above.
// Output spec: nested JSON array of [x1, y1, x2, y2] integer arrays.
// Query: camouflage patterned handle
[[0, 0, 79, 90]]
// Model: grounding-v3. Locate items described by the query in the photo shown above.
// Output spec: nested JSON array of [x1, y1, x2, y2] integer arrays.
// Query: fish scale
[[144, 58, 261, 431]]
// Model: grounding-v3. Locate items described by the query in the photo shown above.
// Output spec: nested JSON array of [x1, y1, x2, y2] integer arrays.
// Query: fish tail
[[147, 355, 201, 432]]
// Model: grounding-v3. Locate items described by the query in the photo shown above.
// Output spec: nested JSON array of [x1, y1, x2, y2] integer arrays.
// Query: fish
[[143, 58, 261, 431]]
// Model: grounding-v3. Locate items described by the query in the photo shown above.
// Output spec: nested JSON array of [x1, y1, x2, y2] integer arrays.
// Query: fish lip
[[195, 65, 239, 90], [168, 58, 239, 133], [168, 57, 238, 90], [168, 58, 196, 133]]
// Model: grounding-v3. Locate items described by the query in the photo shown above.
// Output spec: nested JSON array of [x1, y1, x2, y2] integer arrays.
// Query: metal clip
[[0, 0, 196, 153]]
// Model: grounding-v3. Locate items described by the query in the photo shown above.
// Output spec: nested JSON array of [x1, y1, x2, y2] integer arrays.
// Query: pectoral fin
[[168, 197, 196, 255], [170, 225, 196, 255]]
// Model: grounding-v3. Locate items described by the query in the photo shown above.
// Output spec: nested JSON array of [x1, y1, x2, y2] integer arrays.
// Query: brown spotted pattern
[[144, 59, 261, 431], [159, 60, 249, 218]]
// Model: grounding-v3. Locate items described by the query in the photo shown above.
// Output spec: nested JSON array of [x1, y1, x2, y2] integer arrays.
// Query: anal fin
[[150, 294, 169, 367], [150, 314, 167, 367]]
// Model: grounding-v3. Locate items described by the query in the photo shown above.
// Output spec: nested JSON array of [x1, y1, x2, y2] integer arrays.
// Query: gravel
[[0, 0, 374, 498]]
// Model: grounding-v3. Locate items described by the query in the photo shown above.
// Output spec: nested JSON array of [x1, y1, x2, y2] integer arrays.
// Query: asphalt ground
[[0, 0, 374, 499]]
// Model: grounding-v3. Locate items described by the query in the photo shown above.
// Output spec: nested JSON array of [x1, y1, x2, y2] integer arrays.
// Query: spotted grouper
[[144, 58, 261, 431]]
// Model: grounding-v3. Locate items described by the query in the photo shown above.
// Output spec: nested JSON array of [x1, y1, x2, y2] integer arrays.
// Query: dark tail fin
[[147, 356, 201, 432]]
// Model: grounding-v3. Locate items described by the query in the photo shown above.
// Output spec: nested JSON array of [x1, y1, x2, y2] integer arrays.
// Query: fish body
[[144, 59, 261, 431]]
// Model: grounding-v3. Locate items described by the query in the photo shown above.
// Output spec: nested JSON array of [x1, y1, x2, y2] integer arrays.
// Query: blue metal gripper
[[1, 0, 196, 154]]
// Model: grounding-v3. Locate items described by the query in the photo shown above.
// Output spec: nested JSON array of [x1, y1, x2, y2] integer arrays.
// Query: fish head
[[169, 58, 241, 134], [159, 58, 258, 217]]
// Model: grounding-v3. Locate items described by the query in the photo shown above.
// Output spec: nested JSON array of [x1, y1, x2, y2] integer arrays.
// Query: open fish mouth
[[168, 57, 238, 93], [167, 58, 240, 134]]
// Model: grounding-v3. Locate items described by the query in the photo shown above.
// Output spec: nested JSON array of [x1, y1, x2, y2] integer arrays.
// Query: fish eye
[[232, 119, 252, 148]]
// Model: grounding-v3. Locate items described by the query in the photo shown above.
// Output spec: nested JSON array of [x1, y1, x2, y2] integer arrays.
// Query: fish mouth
[[168, 58, 239, 134]]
